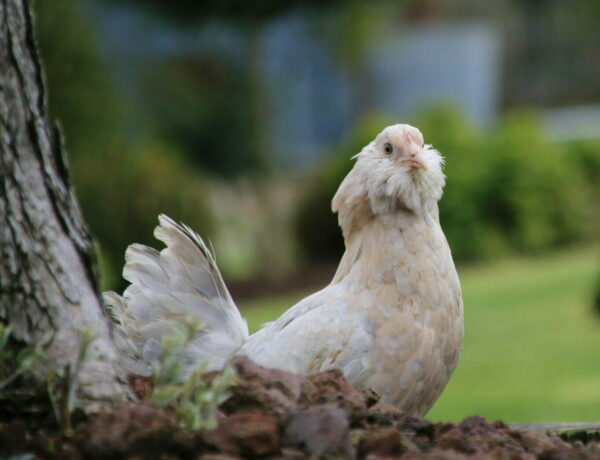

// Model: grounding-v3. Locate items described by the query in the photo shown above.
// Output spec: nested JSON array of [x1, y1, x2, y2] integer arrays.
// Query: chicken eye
[[384, 143, 393, 155]]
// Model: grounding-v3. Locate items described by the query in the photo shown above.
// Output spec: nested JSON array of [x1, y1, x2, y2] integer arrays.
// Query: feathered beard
[[363, 144, 445, 216], [333, 143, 446, 238]]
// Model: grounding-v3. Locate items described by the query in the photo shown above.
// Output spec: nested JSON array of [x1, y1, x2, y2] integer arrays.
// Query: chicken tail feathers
[[104, 214, 249, 377]]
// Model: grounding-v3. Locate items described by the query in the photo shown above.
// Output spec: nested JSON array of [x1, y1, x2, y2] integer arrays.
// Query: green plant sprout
[[149, 319, 238, 431], [47, 327, 98, 435]]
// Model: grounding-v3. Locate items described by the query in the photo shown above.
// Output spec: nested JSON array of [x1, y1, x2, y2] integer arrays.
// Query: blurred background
[[34, 0, 599, 423]]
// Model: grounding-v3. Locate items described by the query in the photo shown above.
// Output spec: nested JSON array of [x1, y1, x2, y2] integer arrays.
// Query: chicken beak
[[400, 131, 428, 170], [403, 152, 428, 170]]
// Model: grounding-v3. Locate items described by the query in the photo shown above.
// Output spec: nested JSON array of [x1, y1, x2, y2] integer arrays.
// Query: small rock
[[76, 403, 193, 460], [459, 416, 530, 455], [359, 426, 417, 457], [366, 403, 408, 427], [300, 369, 369, 425], [396, 411, 435, 438], [301, 369, 366, 406], [521, 431, 571, 456], [284, 404, 354, 458], [459, 415, 497, 436], [434, 425, 474, 455], [221, 356, 303, 420], [200, 410, 280, 457]]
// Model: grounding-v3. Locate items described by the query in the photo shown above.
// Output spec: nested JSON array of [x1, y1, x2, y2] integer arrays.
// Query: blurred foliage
[[295, 107, 600, 264], [596, 278, 600, 317], [310, 2, 382, 67], [568, 140, 600, 204], [34, 0, 121, 159], [138, 56, 263, 177], [73, 143, 213, 291], [482, 113, 590, 252]]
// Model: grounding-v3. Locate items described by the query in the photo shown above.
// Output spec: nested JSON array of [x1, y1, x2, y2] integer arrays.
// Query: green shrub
[[482, 112, 590, 252], [35, 0, 120, 160], [567, 139, 600, 237], [72, 142, 213, 291], [293, 107, 597, 265], [414, 107, 490, 261]]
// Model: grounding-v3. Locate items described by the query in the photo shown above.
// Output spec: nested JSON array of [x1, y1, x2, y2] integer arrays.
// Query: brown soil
[[1, 356, 598, 459]]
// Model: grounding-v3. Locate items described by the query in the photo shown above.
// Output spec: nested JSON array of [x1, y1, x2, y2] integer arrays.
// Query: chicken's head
[[332, 124, 445, 234]]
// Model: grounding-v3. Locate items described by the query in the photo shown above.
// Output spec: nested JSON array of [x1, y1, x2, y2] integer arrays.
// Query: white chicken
[[105, 124, 463, 416]]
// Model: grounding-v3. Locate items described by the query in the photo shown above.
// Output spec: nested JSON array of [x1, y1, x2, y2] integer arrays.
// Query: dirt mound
[[1, 356, 597, 459]]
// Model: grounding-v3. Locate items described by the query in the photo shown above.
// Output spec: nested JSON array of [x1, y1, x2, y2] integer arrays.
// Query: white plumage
[[105, 124, 464, 416]]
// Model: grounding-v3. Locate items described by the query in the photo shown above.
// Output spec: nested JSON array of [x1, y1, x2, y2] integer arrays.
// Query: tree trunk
[[0, 0, 129, 412]]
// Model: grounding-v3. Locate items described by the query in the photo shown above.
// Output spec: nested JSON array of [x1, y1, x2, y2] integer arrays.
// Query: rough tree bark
[[0, 0, 129, 411]]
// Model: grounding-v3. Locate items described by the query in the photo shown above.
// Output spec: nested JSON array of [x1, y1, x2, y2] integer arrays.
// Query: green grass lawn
[[240, 246, 600, 423]]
